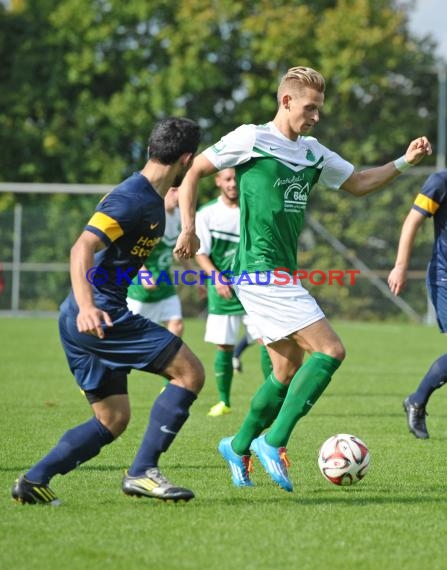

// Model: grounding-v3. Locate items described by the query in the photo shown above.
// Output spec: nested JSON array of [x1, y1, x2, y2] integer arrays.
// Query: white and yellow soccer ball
[[318, 434, 370, 486]]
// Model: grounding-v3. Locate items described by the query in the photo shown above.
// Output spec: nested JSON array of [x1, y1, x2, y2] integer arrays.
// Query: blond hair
[[277, 66, 325, 103]]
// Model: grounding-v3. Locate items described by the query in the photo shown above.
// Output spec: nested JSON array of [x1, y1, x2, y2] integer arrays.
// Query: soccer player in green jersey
[[195, 168, 244, 417], [175, 66, 432, 492]]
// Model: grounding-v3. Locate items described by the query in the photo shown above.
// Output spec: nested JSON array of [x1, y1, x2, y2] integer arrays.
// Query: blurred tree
[[0, 0, 438, 185], [0, 0, 440, 318]]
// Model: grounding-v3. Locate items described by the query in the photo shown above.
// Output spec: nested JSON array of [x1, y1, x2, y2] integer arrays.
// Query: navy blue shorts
[[427, 279, 447, 332], [59, 308, 183, 392]]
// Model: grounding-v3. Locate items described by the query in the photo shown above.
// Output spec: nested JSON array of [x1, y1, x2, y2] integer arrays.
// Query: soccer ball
[[318, 433, 370, 486]]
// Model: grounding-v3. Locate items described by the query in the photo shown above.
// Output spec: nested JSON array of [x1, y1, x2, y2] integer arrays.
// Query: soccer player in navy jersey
[[388, 169, 447, 439], [12, 117, 204, 505]]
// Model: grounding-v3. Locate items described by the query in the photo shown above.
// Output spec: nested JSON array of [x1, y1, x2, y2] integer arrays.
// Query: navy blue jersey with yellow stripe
[[412, 170, 447, 283], [63, 172, 165, 313]]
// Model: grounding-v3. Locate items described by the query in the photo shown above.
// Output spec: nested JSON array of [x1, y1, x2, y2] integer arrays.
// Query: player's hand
[[216, 278, 233, 299], [196, 283, 208, 300], [404, 136, 432, 165], [387, 266, 407, 296], [76, 307, 113, 338], [174, 231, 200, 259]]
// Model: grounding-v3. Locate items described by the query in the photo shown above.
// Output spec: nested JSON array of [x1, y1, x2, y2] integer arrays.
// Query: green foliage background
[[0, 0, 441, 318]]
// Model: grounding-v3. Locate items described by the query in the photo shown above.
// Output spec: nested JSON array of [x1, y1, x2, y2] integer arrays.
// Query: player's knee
[[98, 410, 130, 438], [166, 347, 205, 394], [327, 342, 346, 362], [271, 366, 294, 384], [110, 415, 130, 438], [171, 355, 205, 394], [181, 353, 205, 393], [188, 355, 205, 393]]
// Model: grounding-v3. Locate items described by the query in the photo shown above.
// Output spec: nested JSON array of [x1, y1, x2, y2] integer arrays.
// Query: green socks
[[214, 349, 234, 406], [265, 352, 341, 448], [232, 373, 288, 455]]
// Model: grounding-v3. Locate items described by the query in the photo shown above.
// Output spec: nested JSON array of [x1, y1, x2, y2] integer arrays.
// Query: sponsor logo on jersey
[[283, 182, 311, 212], [273, 174, 311, 212], [130, 235, 161, 258]]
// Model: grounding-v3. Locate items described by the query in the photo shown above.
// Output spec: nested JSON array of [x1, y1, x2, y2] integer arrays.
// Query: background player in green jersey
[[175, 66, 431, 492], [195, 168, 244, 416], [127, 186, 205, 338], [388, 169, 447, 440], [195, 169, 272, 416]]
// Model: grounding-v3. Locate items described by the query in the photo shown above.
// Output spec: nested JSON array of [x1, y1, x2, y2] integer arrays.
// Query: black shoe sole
[[123, 490, 194, 502]]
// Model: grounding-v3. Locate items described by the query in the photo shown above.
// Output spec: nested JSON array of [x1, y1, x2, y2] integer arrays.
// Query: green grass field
[[1, 317, 447, 570]]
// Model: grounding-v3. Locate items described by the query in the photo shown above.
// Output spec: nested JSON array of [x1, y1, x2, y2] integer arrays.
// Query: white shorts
[[204, 313, 261, 345], [233, 274, 325, 345], [204, 314, 245, 345], [126, 295, 182, 324], [243, 314, 261, 343]]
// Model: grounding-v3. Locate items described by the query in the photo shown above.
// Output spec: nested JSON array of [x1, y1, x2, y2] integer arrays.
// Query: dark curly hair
[[148, 117, 201, 164]]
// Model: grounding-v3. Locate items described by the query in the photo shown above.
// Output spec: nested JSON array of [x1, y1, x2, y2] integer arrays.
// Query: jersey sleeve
[[195, 208, 212, 256], [315, 141, 355, 190], [412, 172, 447, 218], [202, 124, 256, 169], [85, 191, 142, 245]]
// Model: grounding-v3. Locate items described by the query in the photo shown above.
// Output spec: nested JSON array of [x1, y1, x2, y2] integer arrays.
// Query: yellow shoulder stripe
[[414, 193, 439, 215], [87, 212, 124, 242]]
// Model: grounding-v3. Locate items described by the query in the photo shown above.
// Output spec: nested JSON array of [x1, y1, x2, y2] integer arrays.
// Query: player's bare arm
[[178, 256, 207, 298], [388, 209, 426, 296], [175, 154, 218, 258], [196, 253, 233, 299], [139, 264, 158, 291], [341, 136, 432, 197], [70, 230, 113, 338]]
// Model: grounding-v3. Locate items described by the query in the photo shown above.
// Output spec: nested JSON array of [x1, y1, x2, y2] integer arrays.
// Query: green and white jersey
[[202, 122, 354, 275], [127, 208, 180, 303], [196, 196, 245, 315]]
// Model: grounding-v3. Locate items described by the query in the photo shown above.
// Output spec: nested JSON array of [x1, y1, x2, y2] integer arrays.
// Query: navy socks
[[127, 383, 197, 476], [234, 335, 250, 359], [25, 384, 197, 483], [26, 417, 114, 484], [412, 353, 447, 406]]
